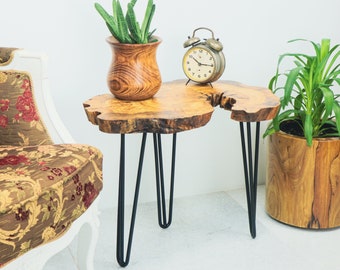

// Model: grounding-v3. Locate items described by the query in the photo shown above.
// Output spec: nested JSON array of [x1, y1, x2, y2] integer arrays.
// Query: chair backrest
[[0, 48, 74, 146]]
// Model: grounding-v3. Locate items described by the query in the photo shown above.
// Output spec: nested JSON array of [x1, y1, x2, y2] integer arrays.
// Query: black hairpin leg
[[153, 133, 177, 229], [239, 122, 260, 239], [116, 133, 147, 267]]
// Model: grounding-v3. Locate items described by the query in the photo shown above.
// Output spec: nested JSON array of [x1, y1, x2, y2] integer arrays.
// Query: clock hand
[[192, 57, 213, 67], [192, 57, 202, 66], [200, 63, 214, 67]]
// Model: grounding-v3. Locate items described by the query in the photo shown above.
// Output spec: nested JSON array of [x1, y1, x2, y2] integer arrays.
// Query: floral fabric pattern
[[0, 71, 52, 146], [0, 56, 103, 267], [0, 144, 103, 266]]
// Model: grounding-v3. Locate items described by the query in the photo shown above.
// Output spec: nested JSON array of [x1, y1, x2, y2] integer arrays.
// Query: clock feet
[[185, 79, 214, 88]]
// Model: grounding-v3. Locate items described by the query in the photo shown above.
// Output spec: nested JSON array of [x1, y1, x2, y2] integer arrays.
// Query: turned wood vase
[[266, 131, 340, 229], [106, 36, 162, 101]]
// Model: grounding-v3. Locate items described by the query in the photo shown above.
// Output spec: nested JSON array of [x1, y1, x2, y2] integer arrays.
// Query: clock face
[[182, 46, 218, 83]]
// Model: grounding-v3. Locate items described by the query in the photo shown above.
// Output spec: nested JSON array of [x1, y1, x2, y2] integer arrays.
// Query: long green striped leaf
[[95, 0, 156, 44], [113, 0, 132, 43], [126, 3, 142, 43], [94, 3, 118, 37], [141, 0, 155, 43]]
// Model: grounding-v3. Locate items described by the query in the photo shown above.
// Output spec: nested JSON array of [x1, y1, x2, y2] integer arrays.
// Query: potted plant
[[264, 38, 340, 229], [94, 0, 161, 101]]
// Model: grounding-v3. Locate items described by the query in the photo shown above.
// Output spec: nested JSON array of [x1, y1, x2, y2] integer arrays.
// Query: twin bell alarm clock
[[182, 27, 225, 85]]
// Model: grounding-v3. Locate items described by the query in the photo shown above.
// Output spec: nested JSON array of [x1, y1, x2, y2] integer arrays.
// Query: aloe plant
[[264, 39, 340, 146], [94, 0, 156, 44]]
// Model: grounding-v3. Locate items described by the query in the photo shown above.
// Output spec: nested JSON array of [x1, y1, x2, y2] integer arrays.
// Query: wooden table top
[[83, 80, 280, 134]]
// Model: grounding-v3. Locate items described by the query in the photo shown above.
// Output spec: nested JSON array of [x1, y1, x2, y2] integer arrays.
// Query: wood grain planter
[[266, 131, 340, 229], [106, 36, 162, 101]]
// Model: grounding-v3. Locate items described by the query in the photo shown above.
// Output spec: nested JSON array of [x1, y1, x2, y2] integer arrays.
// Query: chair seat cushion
[[0, 144, 103, 266]]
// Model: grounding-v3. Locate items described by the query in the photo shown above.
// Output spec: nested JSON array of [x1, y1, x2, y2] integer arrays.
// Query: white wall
[[1, 0, 339, 209]]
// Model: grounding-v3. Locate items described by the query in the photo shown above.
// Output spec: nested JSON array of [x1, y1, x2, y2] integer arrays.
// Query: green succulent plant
[[94, 0, 156, 44], [264, 38, 340, 146]]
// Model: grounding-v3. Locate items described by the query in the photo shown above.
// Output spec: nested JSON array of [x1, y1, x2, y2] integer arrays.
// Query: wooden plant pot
[[106, 36, 162, 101], [266, 131, 340, 229]]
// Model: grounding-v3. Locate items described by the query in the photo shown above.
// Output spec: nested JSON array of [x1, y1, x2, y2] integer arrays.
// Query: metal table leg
[[116, 133, 147, 267], [153, 133, 177, 228], [116, 133, 177, 267], [239, 122, 260, 239]]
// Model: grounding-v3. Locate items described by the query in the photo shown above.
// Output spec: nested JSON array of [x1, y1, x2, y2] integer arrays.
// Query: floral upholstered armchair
[[0, 48, 103, 269]]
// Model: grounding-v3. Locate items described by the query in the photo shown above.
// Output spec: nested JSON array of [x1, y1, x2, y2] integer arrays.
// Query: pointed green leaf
[[334, 78, 340, 86], [293, 93, 303, 111], [94, 3, 118, 36], [324, 49, 340, 79], [268, 73, 279, 91], [126, 4, 142, 43], [148, 29, 157, 41], [320, 39, 330, 61], [282, 66, 303, 108], [130, 0, 137, 7], [112, 0, 132, 43], [320, 86, 334, 122], [141, 0, 155, 43], [262, 123, 276, 138]]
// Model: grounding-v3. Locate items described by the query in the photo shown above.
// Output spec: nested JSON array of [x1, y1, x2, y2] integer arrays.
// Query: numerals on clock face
[[183, 47, 216, 83]]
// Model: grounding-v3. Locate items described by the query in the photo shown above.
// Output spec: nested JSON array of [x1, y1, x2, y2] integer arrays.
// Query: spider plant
[[264, 38, 340, 146], [94, 0, 156, 44]]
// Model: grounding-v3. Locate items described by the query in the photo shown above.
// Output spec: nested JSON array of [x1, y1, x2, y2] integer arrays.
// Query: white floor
[[44, 185, 340, 270]]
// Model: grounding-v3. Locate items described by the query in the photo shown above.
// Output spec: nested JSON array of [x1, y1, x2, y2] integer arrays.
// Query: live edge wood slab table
[[83, 80, 280, 267]]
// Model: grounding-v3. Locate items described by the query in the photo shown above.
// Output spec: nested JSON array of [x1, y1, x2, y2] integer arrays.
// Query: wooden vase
[[266, 131, 340, 229], [106, 36, 162, 101]]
